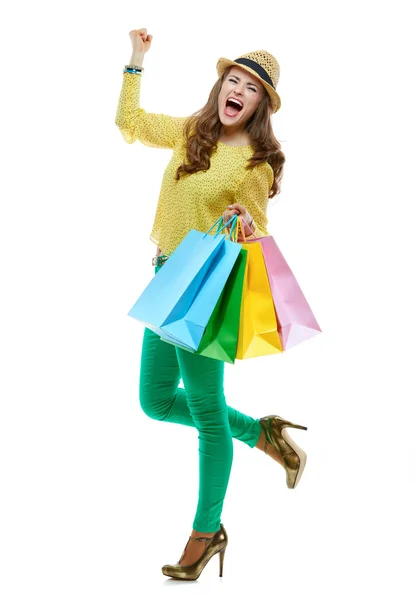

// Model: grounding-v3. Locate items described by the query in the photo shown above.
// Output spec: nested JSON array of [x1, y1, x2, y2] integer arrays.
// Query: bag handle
[[232, 216, 247, 243], [204, 214, 239, 240], [203, 214, 238, 239], [238, 216, 257, 239], [215, 214, 239, 239], [204, 215, 224, 237], [220, 215, 255, 243], [203, 213, 254, 242], [230, 215, 258, 243]]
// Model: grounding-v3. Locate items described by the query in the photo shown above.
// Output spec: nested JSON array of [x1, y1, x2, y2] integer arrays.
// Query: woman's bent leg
[[139, 327, 262, 448], [138, 261, 262, 449]]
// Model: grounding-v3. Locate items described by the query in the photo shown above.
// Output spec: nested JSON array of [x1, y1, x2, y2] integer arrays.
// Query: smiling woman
[[174, 54, 285, 199], [219, 67, 264, 133]]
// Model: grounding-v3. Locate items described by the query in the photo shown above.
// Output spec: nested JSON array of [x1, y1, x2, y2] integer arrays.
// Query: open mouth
[[224, 98, 243, 117]]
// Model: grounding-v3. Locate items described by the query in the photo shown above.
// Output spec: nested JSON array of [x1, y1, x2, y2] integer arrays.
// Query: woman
[[115, 28, 308, 581]]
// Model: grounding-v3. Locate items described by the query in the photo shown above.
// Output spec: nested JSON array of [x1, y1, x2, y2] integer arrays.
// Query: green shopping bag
[[196, 247, 247, 363]]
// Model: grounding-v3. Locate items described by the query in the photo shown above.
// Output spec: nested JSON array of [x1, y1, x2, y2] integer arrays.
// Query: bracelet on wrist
[[124, 64, 144, 74]]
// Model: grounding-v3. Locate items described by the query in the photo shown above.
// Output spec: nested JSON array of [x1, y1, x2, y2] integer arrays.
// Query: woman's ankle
[[255, 429, 284, 466], [191, 528, 216, 537]]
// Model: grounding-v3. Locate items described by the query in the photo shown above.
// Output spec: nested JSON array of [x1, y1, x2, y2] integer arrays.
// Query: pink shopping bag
[[240, 218, 322, 351]]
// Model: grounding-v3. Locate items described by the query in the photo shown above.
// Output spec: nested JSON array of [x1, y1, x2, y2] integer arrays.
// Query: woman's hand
[[129, 28, 153, 54], [222, 203, 254, 239]]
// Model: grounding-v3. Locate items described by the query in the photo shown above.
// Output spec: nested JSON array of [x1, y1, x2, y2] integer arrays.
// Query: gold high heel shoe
[[161, 523, 228, 580], [259, 414, 308, 489]]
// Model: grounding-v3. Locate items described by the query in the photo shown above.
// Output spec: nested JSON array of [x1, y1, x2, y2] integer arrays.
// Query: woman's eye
[[229, 78, 256, 92]]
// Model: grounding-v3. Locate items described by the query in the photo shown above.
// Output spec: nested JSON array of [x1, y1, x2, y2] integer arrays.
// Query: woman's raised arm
[[115, 28, 187, 149]]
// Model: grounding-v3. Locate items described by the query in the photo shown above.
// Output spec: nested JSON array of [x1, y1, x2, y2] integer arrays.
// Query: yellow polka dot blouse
[[115, 71, 273, 257]]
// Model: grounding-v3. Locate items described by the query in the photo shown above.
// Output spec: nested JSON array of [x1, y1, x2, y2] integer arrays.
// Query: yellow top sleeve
[[115, 71, 188, 148]]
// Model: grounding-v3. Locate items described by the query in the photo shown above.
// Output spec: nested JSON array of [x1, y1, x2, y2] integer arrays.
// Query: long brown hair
[[175, 66, 285, 201]]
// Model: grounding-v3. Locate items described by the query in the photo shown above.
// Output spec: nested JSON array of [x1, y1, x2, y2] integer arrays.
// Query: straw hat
[[216, 50, 281, 113]]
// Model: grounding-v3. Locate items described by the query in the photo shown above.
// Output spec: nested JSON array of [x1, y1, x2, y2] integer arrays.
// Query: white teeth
[[227, 97, 243, 108]]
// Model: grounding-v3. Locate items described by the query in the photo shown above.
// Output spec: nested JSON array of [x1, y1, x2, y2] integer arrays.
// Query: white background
[[1, 0, 414, 598]]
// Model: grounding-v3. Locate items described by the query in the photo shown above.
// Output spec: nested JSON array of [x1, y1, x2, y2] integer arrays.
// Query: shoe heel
[[219, 548, 226, 577], [274, 415, 307, 431], [286, 421, 308, 431]]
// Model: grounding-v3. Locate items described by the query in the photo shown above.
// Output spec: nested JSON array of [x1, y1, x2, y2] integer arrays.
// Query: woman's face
[[218, 66, 265, 130]]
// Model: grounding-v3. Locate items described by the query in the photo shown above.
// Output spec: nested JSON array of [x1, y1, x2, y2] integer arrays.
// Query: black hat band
[[234, 58, 274, 89]]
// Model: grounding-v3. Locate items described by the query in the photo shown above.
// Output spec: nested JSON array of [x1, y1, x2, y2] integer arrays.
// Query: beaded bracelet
[[124, 64, 144, 74], [125, 64, 144, 71]]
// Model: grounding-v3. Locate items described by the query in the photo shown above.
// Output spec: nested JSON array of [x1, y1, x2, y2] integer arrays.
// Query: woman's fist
[[222, 203, 254, 239], [129, 28, 153, 53]]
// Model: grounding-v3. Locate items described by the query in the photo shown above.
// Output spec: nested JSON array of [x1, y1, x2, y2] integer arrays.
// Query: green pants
[[138, 260, 263, 532]]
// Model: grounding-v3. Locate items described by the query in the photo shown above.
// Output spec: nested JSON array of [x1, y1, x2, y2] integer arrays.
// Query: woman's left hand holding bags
[[222, 203, 254, 239]]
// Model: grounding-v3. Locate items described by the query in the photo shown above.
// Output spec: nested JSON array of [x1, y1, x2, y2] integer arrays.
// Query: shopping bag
[[242, 220, 322, 350], [162, 245, 248, 363], [128, 215, 242, 350], [235, 220, 283, 359], [196, 246, 247, 362]]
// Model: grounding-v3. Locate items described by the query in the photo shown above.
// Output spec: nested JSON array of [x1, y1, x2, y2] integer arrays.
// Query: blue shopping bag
[[128, 215, 242, 350]]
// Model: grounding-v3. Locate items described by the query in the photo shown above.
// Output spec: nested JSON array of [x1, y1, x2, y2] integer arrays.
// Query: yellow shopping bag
[[234, 218, 283, 359]]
